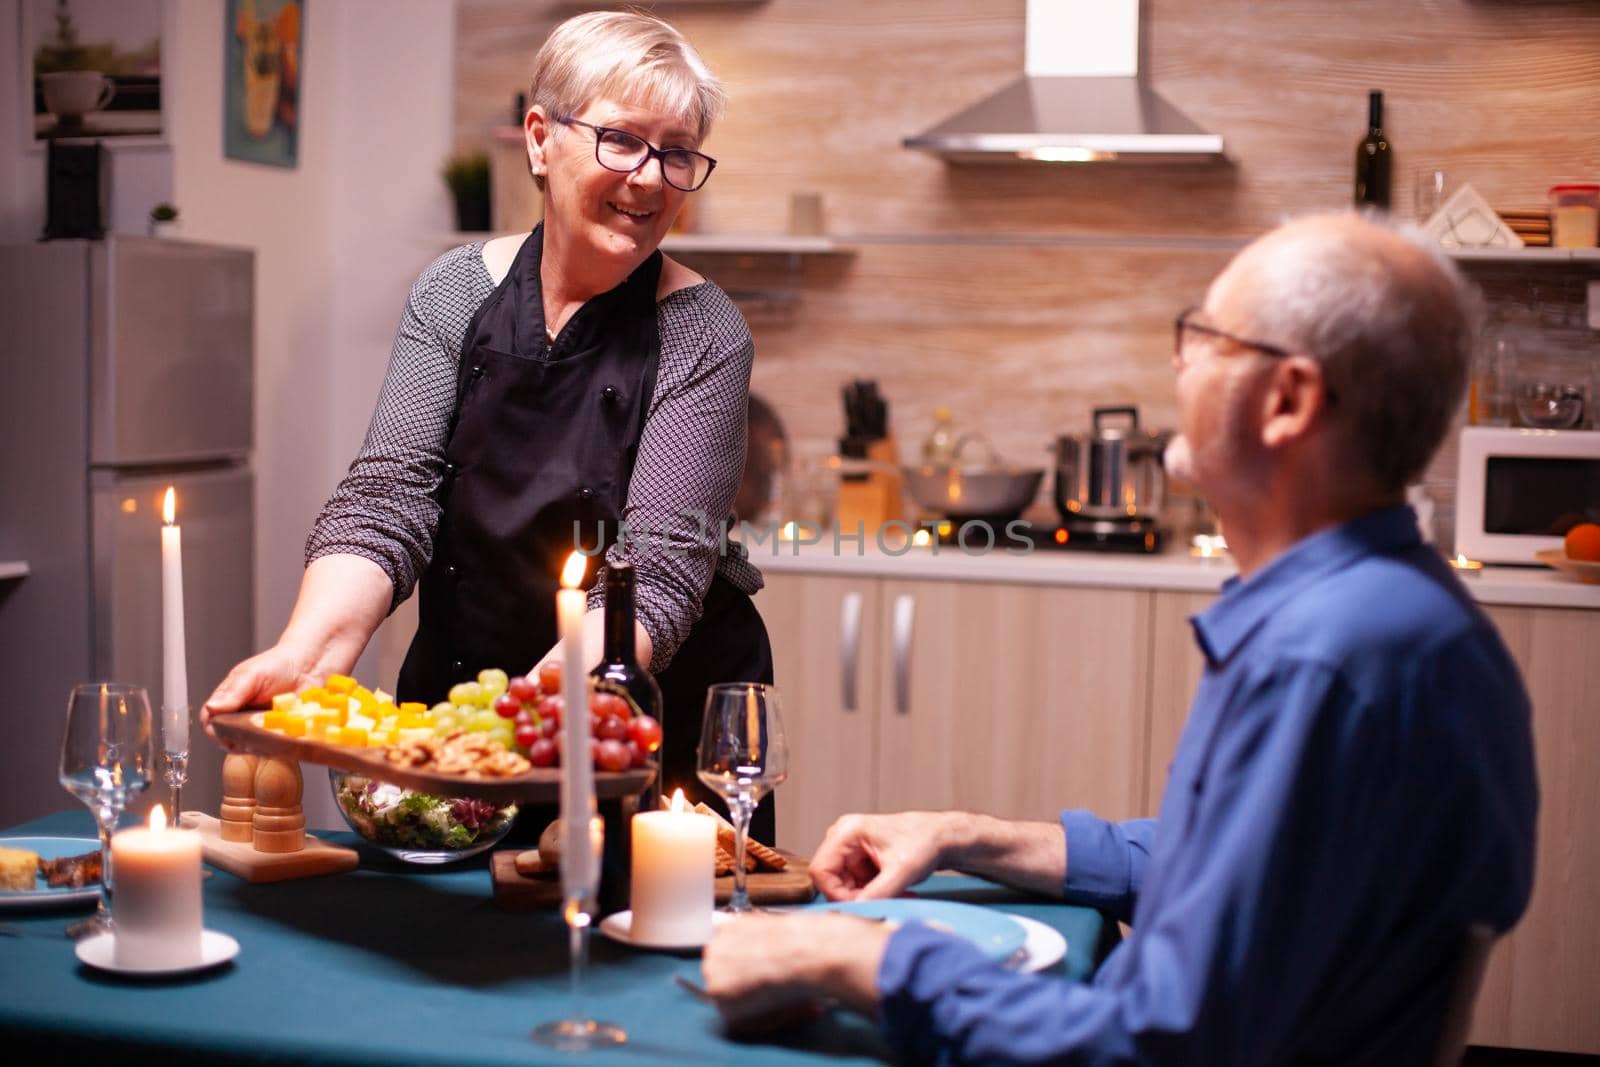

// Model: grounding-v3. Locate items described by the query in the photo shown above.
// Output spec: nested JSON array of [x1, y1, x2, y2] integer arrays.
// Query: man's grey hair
[[1243, 213, 1481, 494]]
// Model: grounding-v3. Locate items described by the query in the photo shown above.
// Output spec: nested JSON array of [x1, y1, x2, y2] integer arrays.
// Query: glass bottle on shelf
[[921, 407, 957, 466], [1354, 90, 1392, 209]]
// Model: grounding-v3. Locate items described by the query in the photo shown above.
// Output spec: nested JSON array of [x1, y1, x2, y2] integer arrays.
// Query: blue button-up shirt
[[877, 507, 1538, 1065]]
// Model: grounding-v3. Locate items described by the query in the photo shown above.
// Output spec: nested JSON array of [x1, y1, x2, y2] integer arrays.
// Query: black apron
[[398, 227, 775, 841]]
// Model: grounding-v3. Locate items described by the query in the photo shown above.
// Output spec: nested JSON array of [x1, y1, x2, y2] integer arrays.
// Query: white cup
[[40, 71, 115, 121]]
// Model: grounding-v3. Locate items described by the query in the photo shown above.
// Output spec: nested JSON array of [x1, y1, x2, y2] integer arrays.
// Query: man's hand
[[700, 912, 892, 1036], [809, 811, 964, 901]]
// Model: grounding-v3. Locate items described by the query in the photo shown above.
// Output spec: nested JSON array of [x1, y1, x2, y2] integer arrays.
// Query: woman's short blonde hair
[[529, 10, 726, 169]]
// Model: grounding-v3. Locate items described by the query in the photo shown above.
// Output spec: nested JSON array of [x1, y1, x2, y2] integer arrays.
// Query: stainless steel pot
[[902, 463, 1044, 521], [1054, 406, 1171, 525]]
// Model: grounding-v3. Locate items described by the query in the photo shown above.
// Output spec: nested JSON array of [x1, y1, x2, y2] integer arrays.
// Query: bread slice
[[0, 847, 38, 891], [693, 802, 787, 871]]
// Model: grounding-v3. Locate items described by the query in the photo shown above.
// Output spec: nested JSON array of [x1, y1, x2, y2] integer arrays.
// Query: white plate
[[75, 928, 240, 976], [0, 836, 102, 910], [599, 909, 730, 952], [1006, 913, 1068, 973]]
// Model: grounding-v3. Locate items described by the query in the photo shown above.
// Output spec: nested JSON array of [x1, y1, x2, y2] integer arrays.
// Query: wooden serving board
[[490, 848, 816, 911], [209, 710, 655, 804], [185, 812, 359, 883]]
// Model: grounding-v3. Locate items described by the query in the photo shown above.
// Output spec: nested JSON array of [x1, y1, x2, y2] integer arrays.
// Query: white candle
[[557, 551, 597, 898], [160, 487, 189, 752], [111, 805, 203, 968], [630, 789, 715, 946]]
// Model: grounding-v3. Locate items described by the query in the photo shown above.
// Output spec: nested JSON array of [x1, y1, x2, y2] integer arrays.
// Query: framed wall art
[[223, 0, 303, 168]]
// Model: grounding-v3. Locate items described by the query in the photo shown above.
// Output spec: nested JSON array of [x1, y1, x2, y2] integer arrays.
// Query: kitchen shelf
[[1445, 247, 1600, 265], [0, 561, 29, 581]]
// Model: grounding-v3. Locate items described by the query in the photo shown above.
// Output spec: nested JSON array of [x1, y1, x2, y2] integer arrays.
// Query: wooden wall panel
[[456, 0, 1600, 465]]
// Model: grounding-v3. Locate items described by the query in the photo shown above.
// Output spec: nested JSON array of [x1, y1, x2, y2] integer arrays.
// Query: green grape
[[465, 709, 501, 733], [447, 681, 483, 707], [429, 701, 454, 718], [477, 668, 510, 698]]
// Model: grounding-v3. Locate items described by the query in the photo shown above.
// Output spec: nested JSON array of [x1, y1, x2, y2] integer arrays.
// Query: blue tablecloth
[[0, 811, 1109, 1065]]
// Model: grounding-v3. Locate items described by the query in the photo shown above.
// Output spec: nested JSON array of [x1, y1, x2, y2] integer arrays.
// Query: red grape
[[493, 694, 522, 719], [625, 739, 648, 768], [591, 692, 630, 721], [527, 737, 557, 767], [535, 695, 563, 726], [538, 716, 560, 739], [508, 675, 540, 703], [514, 722, 539, 749], [627, 715, 662, 753], [514, 709, 532, 726], [595, 739, 631, 773], [537, 662, 561, 694], [596, 715, 628, 742]]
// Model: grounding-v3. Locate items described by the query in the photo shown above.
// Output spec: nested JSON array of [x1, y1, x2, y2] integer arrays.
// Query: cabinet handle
[[840, 591, 863, 711], [892, 593, 915, 714]]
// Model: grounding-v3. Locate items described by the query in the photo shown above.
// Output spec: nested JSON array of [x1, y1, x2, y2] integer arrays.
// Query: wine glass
[[697, 683, 789, 913], [59, 682, 153, 939]]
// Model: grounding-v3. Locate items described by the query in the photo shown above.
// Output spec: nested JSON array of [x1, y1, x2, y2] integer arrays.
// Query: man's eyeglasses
[[557, 116, 717, 192], [1173, 305, 1293, 370]]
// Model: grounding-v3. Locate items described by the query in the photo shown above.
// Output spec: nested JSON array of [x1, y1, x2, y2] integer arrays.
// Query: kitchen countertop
[[747, 540, 1600, 610]]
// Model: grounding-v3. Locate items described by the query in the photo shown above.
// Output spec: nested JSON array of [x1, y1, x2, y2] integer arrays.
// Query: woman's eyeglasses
[[557, 116, 717, 192]]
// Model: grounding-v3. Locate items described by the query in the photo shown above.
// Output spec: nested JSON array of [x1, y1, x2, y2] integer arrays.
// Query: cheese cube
[[324, 673, 357, 694]]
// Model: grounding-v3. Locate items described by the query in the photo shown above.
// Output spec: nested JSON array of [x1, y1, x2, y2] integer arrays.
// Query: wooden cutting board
[[185, 812, 359, 883], [490, 848, 816, 911], [210, 709, 655, 804]]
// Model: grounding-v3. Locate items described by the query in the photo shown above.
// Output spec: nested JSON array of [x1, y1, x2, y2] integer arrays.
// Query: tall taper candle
[[557, 551, 596, 896], [160, 487, 189, 751]]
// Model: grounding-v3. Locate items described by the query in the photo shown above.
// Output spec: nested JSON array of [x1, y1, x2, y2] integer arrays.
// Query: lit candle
[[1451, 553, 1485, 576], [110, 805, 203, 968], [630, 788, 715, 946], [557, 551, 597, 898], [160, 487, 189, 752]]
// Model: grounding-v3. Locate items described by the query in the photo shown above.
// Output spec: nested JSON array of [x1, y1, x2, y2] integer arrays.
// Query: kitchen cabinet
[[1467, 605, 1600, 1055], [757, 572, 1151, 856], [1144, 590, 1216, 814], [757, 572, 880, 856]]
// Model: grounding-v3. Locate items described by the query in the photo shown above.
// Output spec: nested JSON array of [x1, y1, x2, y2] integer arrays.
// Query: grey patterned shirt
[[306, 241, 763, 672]]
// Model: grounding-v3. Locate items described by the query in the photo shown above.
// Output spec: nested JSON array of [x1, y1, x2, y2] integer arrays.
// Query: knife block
[[835, 436, 904, 538]]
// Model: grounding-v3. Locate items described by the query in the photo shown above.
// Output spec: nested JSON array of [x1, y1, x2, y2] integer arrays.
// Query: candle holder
[[164, 747, 190, 826], [532, 818, 625, 1051]]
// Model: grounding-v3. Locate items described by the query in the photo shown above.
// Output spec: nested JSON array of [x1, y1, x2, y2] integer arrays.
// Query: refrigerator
[[0, 236, 255, 826]]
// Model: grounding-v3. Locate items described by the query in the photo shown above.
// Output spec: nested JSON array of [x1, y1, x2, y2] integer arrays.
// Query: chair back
[[1433, 923, 1496, 1067]]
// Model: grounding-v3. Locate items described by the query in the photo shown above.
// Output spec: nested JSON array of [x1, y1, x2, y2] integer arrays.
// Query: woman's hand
[[200, 644, 322, 748]]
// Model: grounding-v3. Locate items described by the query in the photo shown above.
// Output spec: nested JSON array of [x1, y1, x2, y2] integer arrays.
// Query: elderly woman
[[205, 10, 772, 833]]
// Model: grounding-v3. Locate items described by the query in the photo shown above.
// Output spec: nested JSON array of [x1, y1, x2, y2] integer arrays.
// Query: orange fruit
[[1565, 522, 1600, 562]]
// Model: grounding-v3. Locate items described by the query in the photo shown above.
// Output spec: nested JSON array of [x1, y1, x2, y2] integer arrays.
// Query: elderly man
[[701, 213, 1538, 1064]]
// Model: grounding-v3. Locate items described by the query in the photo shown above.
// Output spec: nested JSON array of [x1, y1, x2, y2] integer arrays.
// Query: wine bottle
[[1354, 90, 1392, 209], [590, 562, 663, 725]]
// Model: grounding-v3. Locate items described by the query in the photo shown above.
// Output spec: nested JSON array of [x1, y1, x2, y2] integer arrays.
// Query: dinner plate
[[1007, 913, 1068, 974], [75, 928, 240, 976], [0, 836, 102, 910], [804, 898, 1029, 964], [599, 909, 731, 952], [1535, 548, 1600, 584]]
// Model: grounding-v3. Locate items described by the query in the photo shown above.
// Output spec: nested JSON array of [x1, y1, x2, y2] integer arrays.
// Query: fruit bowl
[[329, 770, 517, 864]]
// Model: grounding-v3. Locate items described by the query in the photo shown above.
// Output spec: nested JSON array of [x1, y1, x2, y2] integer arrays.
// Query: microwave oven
[[1455, 427, 1600, 564]]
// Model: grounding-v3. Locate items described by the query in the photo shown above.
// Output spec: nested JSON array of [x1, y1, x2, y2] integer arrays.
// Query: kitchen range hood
[[903, 0, 1224, 165]]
